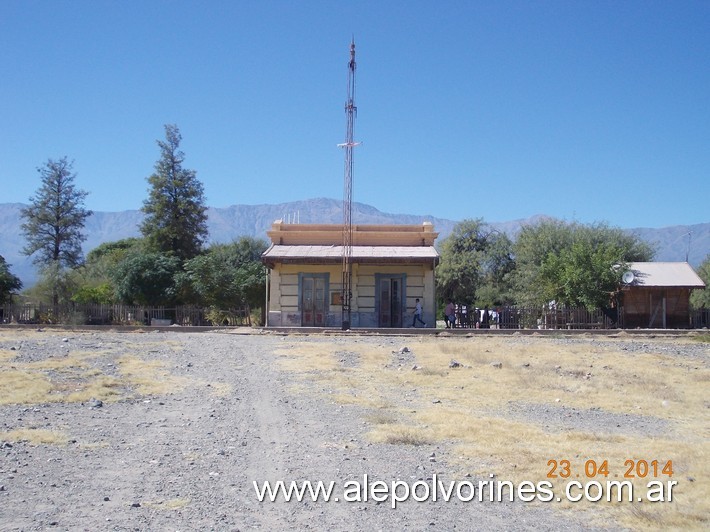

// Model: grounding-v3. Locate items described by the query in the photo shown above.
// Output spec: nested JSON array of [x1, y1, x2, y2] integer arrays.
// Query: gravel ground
[[505, 402, 670, 438], [504, 335, 706, 438], [0, 328, 706, 531]]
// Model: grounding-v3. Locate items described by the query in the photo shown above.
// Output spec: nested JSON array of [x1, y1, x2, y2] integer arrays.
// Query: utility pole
[[338, 39, 360, 330]]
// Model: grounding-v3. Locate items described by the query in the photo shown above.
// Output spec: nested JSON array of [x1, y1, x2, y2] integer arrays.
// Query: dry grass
[[0, 333, 221, 406], [63, 375, 124, 403], [368, 424, 433, 446], [0, 348, 19, 363], [78, 441, 110, 450], [182, 451, 202, 463], [116, 355, 190, 396], [0, 369, 53, 405], [691, 333, 710, 343], [0, 338, 127, 405], [365, 409, 399, 425], [200, 380, 233, 397], [276, 334, 709, 530], [0, 428, 68, 445], [276, 343, 393, 410]]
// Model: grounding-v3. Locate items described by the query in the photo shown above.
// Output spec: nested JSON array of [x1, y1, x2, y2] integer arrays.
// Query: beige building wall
[[263, 221, 438, 328], [267, 262, 436, 327]]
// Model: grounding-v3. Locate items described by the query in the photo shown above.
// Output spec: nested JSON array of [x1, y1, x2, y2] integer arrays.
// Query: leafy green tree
[[140, 125, 208, 261], [0, 255, 23, 304], [512, 220, 655, 309], [690, 254, 710, 310], [70, 238, 147, 305], [22, 262, 78, 307], [85, 238, 145, 268], [181, 237, 268, 310], [539, 240, 625, 309], [20, 157, 92, 305], [111, 251, 181, 306], [71, 283, 115, 305], [436, 219, 515, 306], [510, 219, 574, 308], [476, 228, 516, 306]]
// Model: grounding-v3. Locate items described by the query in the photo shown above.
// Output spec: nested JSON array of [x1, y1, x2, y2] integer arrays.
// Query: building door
[[302, 275, 326, 327], [648, 291, 667, 328], [378, 276, 404, 327]]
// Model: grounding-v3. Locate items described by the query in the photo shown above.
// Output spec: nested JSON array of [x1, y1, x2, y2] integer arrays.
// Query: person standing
[[412, 298, 426, 327], [444, 299, 455, 328], [481, 306, 491, 329]]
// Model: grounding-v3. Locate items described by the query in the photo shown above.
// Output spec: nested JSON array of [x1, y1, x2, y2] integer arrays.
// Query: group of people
[[444, 299, 496, 329], [411, 298, 498, 329]]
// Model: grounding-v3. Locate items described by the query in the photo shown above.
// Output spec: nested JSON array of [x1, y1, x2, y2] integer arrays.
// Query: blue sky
[[1, 0, 708, 229]]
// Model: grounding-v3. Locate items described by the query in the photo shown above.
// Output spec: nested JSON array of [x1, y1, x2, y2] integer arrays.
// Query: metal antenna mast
[[338, 39, 360, 330]]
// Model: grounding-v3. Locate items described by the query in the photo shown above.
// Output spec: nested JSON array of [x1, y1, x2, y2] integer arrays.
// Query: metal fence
[[453, 305, 710, 330], [0, 303, 252, 327], [691, 308, 710, 329], [456, 306, 617, 330], [2, 302, 706, 330], [450, 306, 617, 330]]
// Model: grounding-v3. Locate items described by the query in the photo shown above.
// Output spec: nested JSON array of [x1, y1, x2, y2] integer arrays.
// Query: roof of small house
[[262, 244, 439, 265], [625, 262, 705, 288]]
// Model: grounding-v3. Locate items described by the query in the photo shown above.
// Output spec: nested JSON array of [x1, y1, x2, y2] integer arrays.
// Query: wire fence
[[2, 302, 707, 330], [452, 306, 709, 330], [0, 303, 252, 327]]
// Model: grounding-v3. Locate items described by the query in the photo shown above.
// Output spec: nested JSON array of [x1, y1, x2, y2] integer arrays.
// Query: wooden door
[[302, 276, 326, 326], [378, 276, 403, 327]]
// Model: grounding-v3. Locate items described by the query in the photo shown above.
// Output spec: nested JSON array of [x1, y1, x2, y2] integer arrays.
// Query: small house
[[261, 221, 439, 328], [620, 262, 705, 328]]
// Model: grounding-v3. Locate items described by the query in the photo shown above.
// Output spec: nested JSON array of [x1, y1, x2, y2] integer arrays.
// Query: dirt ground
[[0, 327, 707, 531]]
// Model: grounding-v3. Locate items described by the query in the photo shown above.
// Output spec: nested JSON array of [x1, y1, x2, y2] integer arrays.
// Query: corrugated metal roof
[[626, 262, 705, 288], [262, 244, 439, 261]]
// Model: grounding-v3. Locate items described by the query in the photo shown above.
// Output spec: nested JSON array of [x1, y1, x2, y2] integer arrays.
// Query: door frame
[[298, 272, 329, 327], [375, 273, 407, 328]]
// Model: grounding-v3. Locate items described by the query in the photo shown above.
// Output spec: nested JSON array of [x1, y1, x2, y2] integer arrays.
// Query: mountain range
[[1, 198, 708, 287]]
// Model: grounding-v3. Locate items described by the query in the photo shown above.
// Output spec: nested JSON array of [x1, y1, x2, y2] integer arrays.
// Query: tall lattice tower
[[338, 39, 360, 330]]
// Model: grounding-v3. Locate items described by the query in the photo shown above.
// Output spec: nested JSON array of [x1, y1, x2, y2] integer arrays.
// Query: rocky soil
[[1, 328, 705, 531]]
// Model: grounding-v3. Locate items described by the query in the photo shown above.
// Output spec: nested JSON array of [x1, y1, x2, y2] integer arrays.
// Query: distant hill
[[1, 198, 708, 287]]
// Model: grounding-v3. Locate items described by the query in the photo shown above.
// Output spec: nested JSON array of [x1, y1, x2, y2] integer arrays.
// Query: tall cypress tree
[[140, 124, 208, 261], [21, 157, 92, 268], [20, 157, 92, 306]]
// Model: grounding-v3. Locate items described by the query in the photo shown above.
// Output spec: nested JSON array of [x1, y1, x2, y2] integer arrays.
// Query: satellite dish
[[622, 271, 635, 284]]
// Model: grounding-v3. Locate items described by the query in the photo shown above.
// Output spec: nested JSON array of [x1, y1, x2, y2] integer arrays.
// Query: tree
[[690, 254, 710, 310], [512, 220, 579, 308], [436, 219, 515, 306], [180, 237, 268, 310], [539, 239, 628, 309], [21, 157, 92, 268], [476, 228, 516, 306], [111, 251, 181, 306], [0, 255, 23, 304], [20, 157, 92, 305], [140, 125, 208, 261], [71, 238, 146, 305], [512, 220, 655, 309], [85, 238, 145, 267], [23, 262, 78, 307]]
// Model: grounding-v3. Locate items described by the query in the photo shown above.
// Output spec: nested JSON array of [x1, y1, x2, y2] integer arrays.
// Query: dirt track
[[2, 328, 705, 531]]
